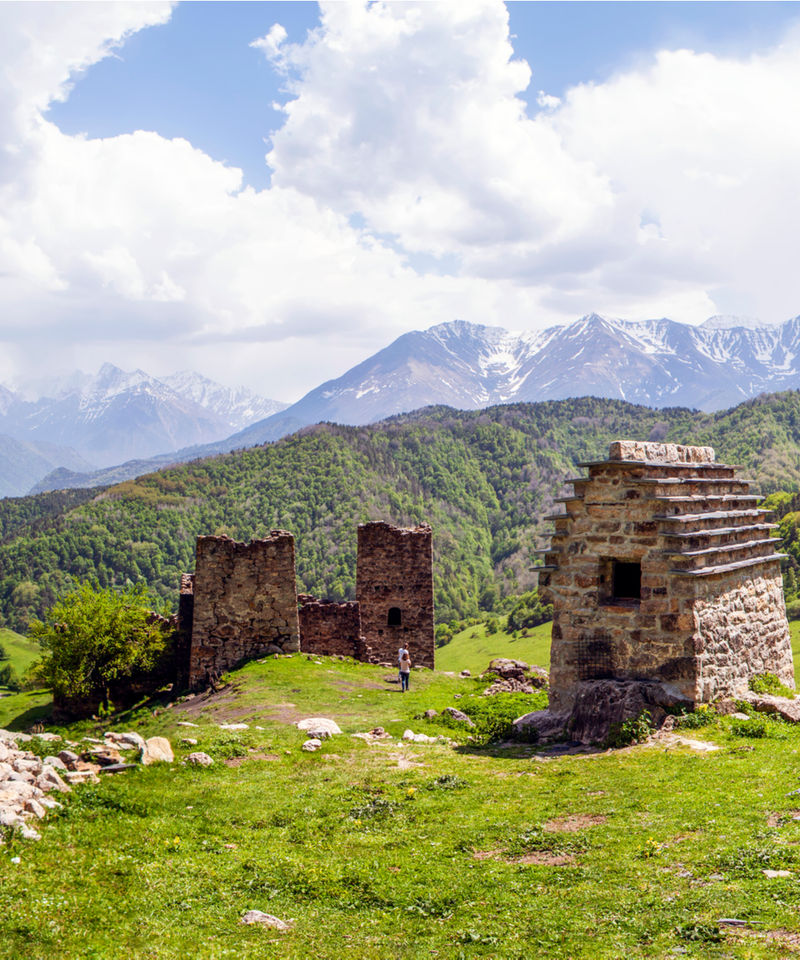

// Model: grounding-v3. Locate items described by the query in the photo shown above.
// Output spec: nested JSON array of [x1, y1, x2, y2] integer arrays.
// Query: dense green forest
[[4, 392, 800, 632]]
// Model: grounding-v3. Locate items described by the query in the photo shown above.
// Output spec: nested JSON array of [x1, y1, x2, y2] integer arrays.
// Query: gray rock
[[140, 737, 174, 765], [297, 717, 342, 735], [119, 732, 146, 750], [185, 752, 213, 767], [18, 824, 41, 841], [43, 755, 67, 770], [181, 738, 198, 746], [58, 750, 79, 767], [240, 911, 293, 930], [740, 691, 800, 723], [514, 680, 692, 746], [0, 808, 20, 827], [442, 707, 476, 728], [460, 669, 471, 677], [301, 738, 322, 752], [423, 709, 438, 719]]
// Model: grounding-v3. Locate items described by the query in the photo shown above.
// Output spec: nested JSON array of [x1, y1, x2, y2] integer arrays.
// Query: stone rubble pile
[[481, 658, 549, 696], [0, 727, 178, 841], [0, 730, 70, 840]]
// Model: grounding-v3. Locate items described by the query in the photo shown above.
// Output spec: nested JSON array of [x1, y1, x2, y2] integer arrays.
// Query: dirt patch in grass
[[768, 809, 800, 828], [472, 848, 577, 867], [543, 814, 607, 833], [729, 927, 800, 952], [514, 851, 577, 866]]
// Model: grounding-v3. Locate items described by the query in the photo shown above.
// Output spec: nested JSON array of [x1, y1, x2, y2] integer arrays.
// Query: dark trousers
[[400, 671, 410, 691]]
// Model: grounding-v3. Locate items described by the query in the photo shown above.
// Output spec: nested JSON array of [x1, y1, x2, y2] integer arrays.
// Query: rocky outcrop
[[514, 679, 692, 745], [481, 658, 549, 695]]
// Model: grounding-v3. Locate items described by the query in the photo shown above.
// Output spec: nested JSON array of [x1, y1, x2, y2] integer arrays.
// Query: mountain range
[[19, 311, 800, 496], [0, 365, 285, 497]]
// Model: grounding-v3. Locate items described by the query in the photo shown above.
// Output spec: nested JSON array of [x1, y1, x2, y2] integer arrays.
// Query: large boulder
[[740, 690, 800, 723], [514, 680, 692, 745], [140, 737, 174, 765], [296, 717, 342, 736]]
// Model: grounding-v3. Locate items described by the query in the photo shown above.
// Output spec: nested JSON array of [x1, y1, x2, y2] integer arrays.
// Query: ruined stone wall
[[174, 573, 195, 690], [298, 598, 365, 659], [540, 441, 792, 711], [356, 522, 435, 669], [188, 532, 299, 689], [693, 566, 794, 700]]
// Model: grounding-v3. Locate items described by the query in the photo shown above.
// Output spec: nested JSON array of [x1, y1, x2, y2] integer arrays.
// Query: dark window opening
[[612, 561, 641, 601], [387, 607, 402, 626]]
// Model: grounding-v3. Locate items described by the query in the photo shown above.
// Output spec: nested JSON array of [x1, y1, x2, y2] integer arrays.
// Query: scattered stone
[[181, 738, 199, 746], [43, 756, 67, 771], [764, 869, 793, 879], [176, 721, 199, 728], [460, 669, 471, 677], [442, 707, 476, 727], [98, 763, 138, 775], [185, 752, 214, 767], [33, 732, 61, 742], [481, 658, 549, 694], [219, 723, 249, 731], [18, 824, 41, 841], [741, 691, 800, 724], [731, 712, 751, 721], [296, 717, 342, 736], [423, 709, 438, 719], [140, 737, 174, 765], [58, 750, 79, 766], [306, 728, 332, 740], [402, 729, 438, 744], [240, 911, 293, 931], [301, 739, 322, 752]]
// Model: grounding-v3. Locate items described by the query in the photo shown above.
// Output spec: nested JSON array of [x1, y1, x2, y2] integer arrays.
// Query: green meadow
[[3, 647, 800, 959]]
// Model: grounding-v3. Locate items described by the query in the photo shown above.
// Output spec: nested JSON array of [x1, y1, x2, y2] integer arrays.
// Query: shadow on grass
[[0, 690, 53, 730]]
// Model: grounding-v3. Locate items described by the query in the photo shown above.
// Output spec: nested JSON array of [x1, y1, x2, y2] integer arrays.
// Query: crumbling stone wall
[[188, 531, 299, 689], [539, 440, 792, 711], [174, 573, 194, 690], [298, 596, 366, 659], [356, 521, 434, 668]]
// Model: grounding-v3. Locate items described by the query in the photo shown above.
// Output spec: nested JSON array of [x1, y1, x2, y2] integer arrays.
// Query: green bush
[[29, 581, 172, 710], [729, 713, 788, 739], [0, 662, 20, 691], [432, 691, 548, 745], [749, 672, 796, 699], [605, 711, 653, 749]]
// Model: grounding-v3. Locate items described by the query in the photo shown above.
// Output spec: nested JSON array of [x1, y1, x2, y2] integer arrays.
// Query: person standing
[[397, 644, 408, 683], [399, 650, 411, 692]]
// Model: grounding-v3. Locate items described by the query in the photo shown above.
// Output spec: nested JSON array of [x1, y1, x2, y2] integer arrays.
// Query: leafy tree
[[506, 590, 553, 632], [29, 582, 171, 709]]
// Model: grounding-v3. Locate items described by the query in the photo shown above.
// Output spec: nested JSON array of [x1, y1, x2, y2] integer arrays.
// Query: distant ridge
[[31, 312, 800, 493]]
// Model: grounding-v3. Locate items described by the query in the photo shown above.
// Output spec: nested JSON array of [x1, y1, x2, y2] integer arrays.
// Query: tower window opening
[[387, 607, 402, 627]]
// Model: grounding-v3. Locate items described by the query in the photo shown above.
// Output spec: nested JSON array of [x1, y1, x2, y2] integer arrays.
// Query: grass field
[[435, 621, 552, 676], [0, 627, 39, 686], [3, 653, 800, 958]]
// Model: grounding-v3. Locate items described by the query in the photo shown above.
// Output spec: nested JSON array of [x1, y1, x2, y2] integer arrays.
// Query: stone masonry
[[297, 596, 368, 660], [356, 521, 435, 669], [187, 531, 300, 689], [538, 440, 794, 711]]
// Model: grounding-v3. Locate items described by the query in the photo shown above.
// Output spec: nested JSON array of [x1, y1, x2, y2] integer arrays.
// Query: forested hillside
[[4, 392, 800, 632]]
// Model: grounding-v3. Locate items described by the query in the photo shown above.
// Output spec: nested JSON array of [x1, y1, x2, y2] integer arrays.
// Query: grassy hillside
[[3, 654, 800, 958], [436, 620, 552, 675], [0, 627, 39, 676], [5, 391, 800, 631]]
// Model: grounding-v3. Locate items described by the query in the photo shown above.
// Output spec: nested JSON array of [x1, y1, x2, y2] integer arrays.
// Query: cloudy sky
[[2, 1, 800, 401]]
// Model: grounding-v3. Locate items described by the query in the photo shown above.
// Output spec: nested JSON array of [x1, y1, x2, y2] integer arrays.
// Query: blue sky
[[2, 1, 800, 399], [50, 2, 800, 191]]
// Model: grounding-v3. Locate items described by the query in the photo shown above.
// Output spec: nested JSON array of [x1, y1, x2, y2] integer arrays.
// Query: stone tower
[[356, 521, 435, 668], [187, 531, 300, 688], [538, 441, 793, 711]]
